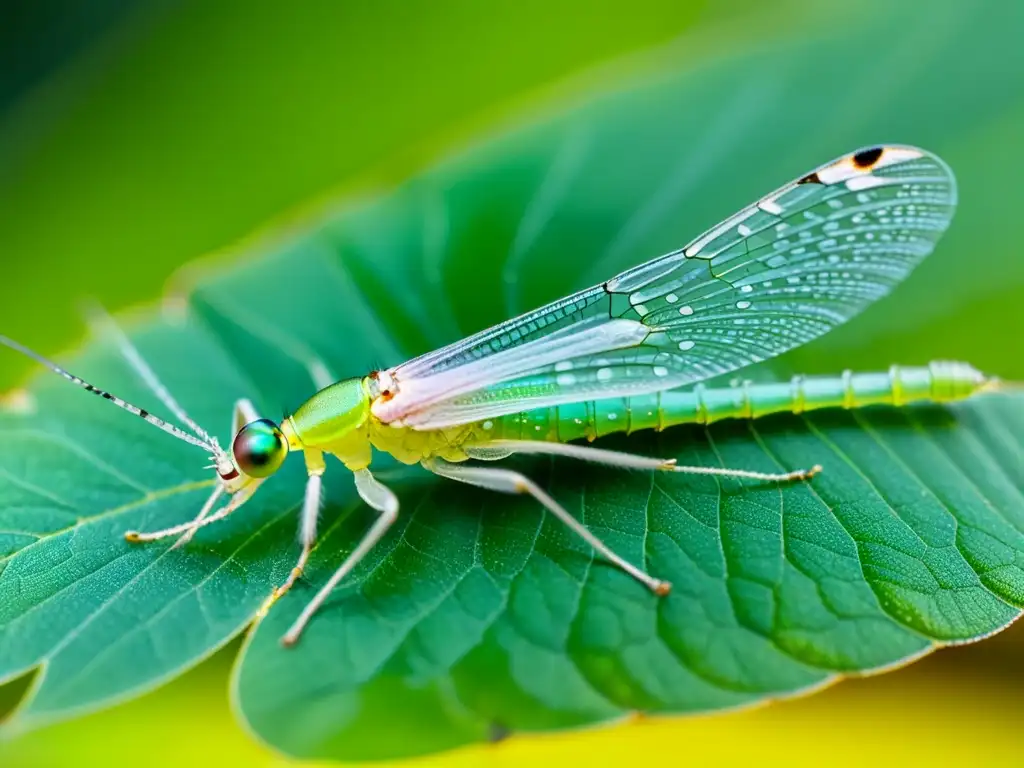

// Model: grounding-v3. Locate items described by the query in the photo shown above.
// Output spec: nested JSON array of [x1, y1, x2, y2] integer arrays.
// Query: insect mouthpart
[[217, 461, 240, 481]]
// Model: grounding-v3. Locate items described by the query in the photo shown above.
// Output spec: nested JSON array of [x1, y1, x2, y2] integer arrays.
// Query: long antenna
[[83, 301, 221, 450], [0, 334, 214, 453]]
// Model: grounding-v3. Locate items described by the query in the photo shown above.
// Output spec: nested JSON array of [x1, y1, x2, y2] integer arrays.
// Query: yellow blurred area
[[4, 622, 1023, 767]]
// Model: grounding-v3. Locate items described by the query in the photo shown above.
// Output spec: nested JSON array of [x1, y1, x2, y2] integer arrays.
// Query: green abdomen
[[472, 362, 991, 443]]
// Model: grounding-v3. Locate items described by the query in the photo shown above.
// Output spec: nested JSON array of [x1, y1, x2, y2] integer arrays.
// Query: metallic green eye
[[232, 419, 288, 478]]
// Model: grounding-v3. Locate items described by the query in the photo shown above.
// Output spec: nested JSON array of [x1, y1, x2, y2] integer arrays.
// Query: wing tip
[[817, 144, 956, 202]]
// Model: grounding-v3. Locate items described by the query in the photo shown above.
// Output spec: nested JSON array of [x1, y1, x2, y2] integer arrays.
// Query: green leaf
[[2, 0, 1024, 761]]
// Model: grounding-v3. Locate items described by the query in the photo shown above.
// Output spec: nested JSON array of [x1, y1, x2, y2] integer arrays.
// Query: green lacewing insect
[[2, 145, 999, 647]]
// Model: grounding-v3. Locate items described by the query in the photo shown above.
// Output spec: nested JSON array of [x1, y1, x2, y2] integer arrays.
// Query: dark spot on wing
[[853, 147, 883, 169], [797, 171, 822, 185]]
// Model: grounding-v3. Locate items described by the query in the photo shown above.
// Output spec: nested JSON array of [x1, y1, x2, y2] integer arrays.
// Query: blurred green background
[[1, 0, 1023, 765]]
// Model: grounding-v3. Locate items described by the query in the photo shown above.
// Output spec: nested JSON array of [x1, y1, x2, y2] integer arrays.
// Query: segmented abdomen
[[473, 362, 991, 443]]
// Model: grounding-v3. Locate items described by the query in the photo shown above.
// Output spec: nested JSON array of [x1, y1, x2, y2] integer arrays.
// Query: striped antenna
[[82, 300, 221, 451], [0, 334, 215, 453]]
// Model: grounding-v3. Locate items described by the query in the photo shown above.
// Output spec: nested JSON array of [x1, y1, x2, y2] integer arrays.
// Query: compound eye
[[232, 419, 288, 478]]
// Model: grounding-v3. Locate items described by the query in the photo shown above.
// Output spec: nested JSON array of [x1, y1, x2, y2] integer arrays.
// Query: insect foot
[[662, 462, 823, 483]]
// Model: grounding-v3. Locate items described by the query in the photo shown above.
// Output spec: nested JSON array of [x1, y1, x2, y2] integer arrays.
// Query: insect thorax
[[366, 418, 477, 466], [287, 377, 373, 469]]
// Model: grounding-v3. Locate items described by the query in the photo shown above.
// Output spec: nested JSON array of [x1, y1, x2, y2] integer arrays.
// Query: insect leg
[[258, 449, 326, 619], [184, 396, 268, 543], [169, 482, 225, 550], [130, 398, 268, 546], [423, 457, 671, 596], [175, 390, 259, 546], [280, 468, 399, 647], [467, 440, 820, 482], [124, 479, 262, 542]]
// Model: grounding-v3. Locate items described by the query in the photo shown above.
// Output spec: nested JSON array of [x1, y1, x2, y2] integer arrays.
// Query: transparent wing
[[374, 146, 956, 429]]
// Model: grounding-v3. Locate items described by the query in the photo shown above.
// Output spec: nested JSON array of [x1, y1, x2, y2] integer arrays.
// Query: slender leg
[[127, 397, 268, 545], [280, 467, 399, 647], [124, 480, 261, 542], [170, 483, 225, 550], [187, 390, 264, 542], [466, 440, 821, 482], [176, 397, 262, 545], [257, 450, 326, 618], [176, 396, 261, 546], [423, 456, 671, 596]]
